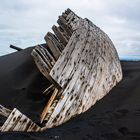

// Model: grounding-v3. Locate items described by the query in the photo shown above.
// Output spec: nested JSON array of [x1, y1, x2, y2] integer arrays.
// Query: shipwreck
[[0, 9, 122, 132]]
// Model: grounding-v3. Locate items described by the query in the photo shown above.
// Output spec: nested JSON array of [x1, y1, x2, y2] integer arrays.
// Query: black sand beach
[[0, 48, 140, 140]]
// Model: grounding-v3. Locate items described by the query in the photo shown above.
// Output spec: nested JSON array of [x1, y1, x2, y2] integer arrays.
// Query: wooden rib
[[31, 46, 62, 90], [0, 104, 11, 117], [62, 12, 68, 19], [44, 32, 61, 60], [52, 25, 68, 46], [37, 45, 56, 67], [40, 88, 58, 123], [46, 32, 65, 51], [57, 16, 72, 37], [35, 45, 56, 67], [32, 48, 51, 74], [65, 8, 72, 15]]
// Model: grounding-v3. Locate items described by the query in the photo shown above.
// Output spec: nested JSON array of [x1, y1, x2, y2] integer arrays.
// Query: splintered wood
[[0, 8, 122, 132]]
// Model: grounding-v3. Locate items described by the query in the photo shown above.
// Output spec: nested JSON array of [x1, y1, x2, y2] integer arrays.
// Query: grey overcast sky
[[0, 0, 140, 59]]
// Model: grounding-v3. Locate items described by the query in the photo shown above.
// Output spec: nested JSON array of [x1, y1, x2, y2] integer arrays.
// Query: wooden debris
[[31, 45, 62, 90], [0, 104, 11, 117], [43, 84, 55, 96], [0, 107, 41, 132], [10, 45, 23, 51]]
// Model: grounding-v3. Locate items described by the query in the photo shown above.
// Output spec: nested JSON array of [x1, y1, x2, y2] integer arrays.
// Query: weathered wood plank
[[57, 16, 73, 37], [31, 45, 62, 90], [1, 108, 41, 132], [40, 88, 58, 123], [42, 89, 63, 124], [0, 104, 11, 118], [44, 32, 62, 60], [52, 25, 68, 46]]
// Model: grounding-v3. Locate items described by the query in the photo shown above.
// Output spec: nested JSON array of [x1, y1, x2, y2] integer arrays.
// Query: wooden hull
[[0, 9, 122, 132], [32, 9, 122, 129]]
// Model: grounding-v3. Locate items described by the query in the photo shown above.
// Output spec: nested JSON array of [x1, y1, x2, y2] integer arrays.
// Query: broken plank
[[40, 88, 59, 123], [52, 25, 68, 46], [0, 104, 11, 118], [1, 108, 41, 132], [57, 16, 73, 37], [31, 46, 62, 90], [44, 32, 62, 60]]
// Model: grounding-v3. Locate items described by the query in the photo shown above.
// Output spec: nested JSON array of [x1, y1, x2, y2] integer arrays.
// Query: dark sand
[[0, 48, 140, 140]]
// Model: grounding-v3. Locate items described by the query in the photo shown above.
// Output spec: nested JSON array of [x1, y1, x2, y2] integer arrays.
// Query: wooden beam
[[10, 45, 23, 51]]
